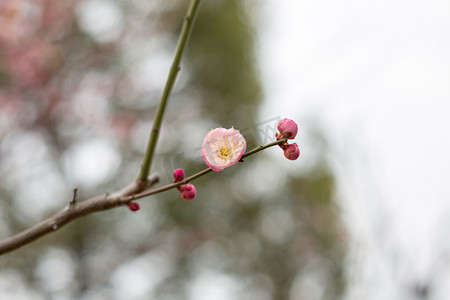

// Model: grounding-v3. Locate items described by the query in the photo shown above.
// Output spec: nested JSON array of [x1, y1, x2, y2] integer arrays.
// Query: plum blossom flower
[[180, 184, 196, 200], [201, 127, 246, 171]]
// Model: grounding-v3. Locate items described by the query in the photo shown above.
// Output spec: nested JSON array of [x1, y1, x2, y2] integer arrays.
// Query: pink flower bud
[[277, 118, 298, 139], [173, 168, 185, 183], [180, 184, 196, 200], [127, 201, 140, 211], [283, 143, 300, 160]]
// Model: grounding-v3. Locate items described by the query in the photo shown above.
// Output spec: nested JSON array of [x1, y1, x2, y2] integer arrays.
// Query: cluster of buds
[[276, 118, 300, 160], [173, 168, 197, 200], [128, 119, 298, 211]]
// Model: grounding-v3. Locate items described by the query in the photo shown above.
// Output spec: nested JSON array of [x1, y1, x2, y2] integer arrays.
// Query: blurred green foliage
[[188, 0, 262, 128]]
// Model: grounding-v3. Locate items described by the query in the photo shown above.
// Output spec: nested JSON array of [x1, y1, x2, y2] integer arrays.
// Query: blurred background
[[0, 0, 449, 299]]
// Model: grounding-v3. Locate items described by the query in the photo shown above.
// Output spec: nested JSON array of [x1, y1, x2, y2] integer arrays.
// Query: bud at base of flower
[[180, 183, 196, 200], [127, 201, 140, 212], [277, 118, 298, 139], [279, 142, 289, 150], [275, 132, 283, 140], [173, 168, 185, 183], [283, 143, 300, 160]]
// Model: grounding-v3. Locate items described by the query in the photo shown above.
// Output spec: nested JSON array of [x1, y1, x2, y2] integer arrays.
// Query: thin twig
[[139, 0, 202, 181], [69, 188, 78, 205], [122, 138, 288, 201]]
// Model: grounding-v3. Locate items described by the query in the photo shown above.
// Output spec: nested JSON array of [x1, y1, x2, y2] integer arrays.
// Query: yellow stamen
[[218, 146, 231, 159]]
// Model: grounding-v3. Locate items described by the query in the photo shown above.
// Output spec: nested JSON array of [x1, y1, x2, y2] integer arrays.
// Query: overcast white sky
[[259, 0, 450, 299]]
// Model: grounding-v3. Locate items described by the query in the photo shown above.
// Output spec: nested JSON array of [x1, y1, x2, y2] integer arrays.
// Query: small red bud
[[127, 201, 140, 211], [173, 168, 185, 183], [283, 143, 300, 160], [180, 184, 196, 200], [277, 118, 298, 139]]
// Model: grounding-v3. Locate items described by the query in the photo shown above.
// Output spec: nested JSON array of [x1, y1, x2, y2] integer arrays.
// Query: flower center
[[218, 145, 231, 160]]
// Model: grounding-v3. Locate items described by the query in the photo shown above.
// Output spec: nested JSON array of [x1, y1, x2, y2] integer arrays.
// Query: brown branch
[[0, 138, 288, 256], [0, 174, 159, 256]]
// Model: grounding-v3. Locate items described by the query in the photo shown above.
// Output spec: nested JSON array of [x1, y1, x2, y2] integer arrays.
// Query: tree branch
[[139, 0, 202, 181], [0, 175, 159, 256], [0, 139, 286, 256]]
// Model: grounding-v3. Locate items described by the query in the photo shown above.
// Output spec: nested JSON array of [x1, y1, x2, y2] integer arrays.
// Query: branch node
[[50, 222, 58, 231], [69, 188, 78, 206]]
